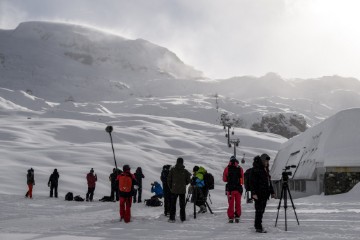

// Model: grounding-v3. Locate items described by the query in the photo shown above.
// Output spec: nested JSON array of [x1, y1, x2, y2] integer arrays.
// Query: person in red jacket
[[86, 168, 97, 202], [117, 165, 137, 223], [223, 156, 244, 223]]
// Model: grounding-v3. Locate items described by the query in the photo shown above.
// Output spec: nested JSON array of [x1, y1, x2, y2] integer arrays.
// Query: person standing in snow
[[117, 165, 137, 223], [133, 167, 145, 203], [167, 157, 191, 223], [25, 168, 35, 199], [161, 164, 171, 216], [86, 168, 97, 202], [249, 154, 275, 233], [48, 169, 60, 198], [109, 168, 121, 201], [223, 156, 244, 223]]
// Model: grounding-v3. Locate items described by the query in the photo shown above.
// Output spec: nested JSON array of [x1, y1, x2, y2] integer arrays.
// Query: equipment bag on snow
[[65, 192, 73, 201], [144, 198, 163, 207], [204, 172, 215, 190], [74, 195, 84, 202], [119, 174, 132, 193]]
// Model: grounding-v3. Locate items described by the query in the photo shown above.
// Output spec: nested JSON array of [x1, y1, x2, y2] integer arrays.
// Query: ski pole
[[105, 126, 118, 169]]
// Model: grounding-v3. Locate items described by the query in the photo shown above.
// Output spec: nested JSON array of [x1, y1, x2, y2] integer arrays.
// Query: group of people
[[24, 153, 275, 233], [223, 153, 275, 233]]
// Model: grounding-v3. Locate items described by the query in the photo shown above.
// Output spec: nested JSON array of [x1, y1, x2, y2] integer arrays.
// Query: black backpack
[[226, 166, 243, 193], [204, 172, 215, 190], [65, 192, 73, 201], [145, 198, 163, 207], [244, 168, 253, 191], [74, 195, 84, 202]]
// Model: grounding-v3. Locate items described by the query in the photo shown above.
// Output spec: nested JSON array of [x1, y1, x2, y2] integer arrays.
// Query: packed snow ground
[[1, 97, 360, 239], [2, 188, 360, 240]]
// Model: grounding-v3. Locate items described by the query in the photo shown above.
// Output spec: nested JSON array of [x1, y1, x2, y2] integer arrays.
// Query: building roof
[[270, 108, 360, 180]]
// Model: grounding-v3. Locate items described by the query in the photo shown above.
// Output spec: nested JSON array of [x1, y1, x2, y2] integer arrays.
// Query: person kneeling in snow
[[151, 181, 163, 199], [117, 165, 137, 223], [192, 166, 208, 214]]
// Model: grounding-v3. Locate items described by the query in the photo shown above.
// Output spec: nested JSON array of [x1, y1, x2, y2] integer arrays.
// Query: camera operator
[[249, 154, 275, 233]]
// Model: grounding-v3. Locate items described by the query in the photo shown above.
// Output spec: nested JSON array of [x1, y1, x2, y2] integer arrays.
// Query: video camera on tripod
[[281, 165, 296, 182], [275, 165, 300, 231]]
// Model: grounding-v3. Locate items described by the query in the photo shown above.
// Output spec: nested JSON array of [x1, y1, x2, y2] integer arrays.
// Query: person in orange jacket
[[117, 165, 137, 223], [223, 156, 244, 223]]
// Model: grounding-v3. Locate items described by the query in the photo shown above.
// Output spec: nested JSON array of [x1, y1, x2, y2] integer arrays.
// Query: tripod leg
[[287, 187, 300, 225], [275, 186, 285, 227], [194, 187, 197, 219], [205, 201, 214, 214], [284, 186, 288, 231]]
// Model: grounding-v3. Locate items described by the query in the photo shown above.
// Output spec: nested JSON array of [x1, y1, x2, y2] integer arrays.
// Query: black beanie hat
[[176, 157, 184, 165], [193, 166, 199, 172], [123, 165, 130, 171]]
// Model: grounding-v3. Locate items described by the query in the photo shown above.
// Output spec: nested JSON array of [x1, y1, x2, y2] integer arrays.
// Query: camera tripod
[[275, 179, 300, 231], [185, 186, 213, 219]]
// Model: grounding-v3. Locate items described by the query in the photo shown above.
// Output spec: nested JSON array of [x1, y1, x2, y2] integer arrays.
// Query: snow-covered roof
[[271, 108, 360, 180]]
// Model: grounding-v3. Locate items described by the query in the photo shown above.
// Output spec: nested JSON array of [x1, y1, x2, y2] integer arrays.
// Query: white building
[[270, 108, 360, 198]]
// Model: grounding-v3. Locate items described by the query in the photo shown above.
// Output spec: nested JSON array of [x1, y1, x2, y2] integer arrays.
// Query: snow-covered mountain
[[0, 21, 203, 102], [1, 21, 360, 138]]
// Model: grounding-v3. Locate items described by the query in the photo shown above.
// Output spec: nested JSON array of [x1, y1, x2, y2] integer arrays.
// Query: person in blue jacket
[[151, 181, 163, 199]]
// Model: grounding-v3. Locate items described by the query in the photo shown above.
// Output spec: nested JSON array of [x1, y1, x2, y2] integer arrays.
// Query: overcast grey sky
[[1, 0, 360, 79]]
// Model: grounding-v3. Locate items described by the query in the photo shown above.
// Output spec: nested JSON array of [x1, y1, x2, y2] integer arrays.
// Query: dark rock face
[[324, 172, 360, 195], [251, 113, 307, 138]]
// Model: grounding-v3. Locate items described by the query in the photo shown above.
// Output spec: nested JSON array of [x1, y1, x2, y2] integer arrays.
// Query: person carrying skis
[[223, 156, 244, 223], [86, 168, 97, 202], [192, 166, 208, 213], [167, 157, 191, 223], [249, 154, 275, 233], [117, 165, 137, 223], [161, 164, 171, 216], [133, 167, 145, 203], [109, 168, 121, 201], [48, 169, 60, 198], [151, 181, 163, 199], [25, 168, 35, 199]]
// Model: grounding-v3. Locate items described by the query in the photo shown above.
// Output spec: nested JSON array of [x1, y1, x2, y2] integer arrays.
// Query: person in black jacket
[[161, 165, 171, 216], [109, 168, 122, 201], [48, 169, 60, 198], [133, 167, 145, 203], [249, 154, 275, 233]]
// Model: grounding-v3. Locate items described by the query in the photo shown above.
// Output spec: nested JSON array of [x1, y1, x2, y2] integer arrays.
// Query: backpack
[[119, 173, 133, 193], [144, 198, 163, 207], [65, 192, 73, 201], [244, 168, 253, 191], [226, 166, 243, 193], [74, 195, 84, 202], [203, 172, 215, 190], [161, 165, 171, 183]]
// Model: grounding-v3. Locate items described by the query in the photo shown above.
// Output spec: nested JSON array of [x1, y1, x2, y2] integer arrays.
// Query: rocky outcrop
[[251, 113, 307, 138]]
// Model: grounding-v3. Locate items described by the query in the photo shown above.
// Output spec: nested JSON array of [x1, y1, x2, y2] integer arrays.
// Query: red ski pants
[[120, 197, 132, 223], [227, 191, 241, 219], [27, 184, 33, 198]]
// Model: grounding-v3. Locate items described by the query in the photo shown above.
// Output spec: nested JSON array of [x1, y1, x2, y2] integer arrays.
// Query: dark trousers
[[170, 193, 186, 221], [133, 188, 142, 202], [163, 189, 171, 215], [50, 185, 58, 198], [86, 187, 95, 201], [110, 185, 119, 201], [195, 187, 208, 207], [254, 198, 268, 230]]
